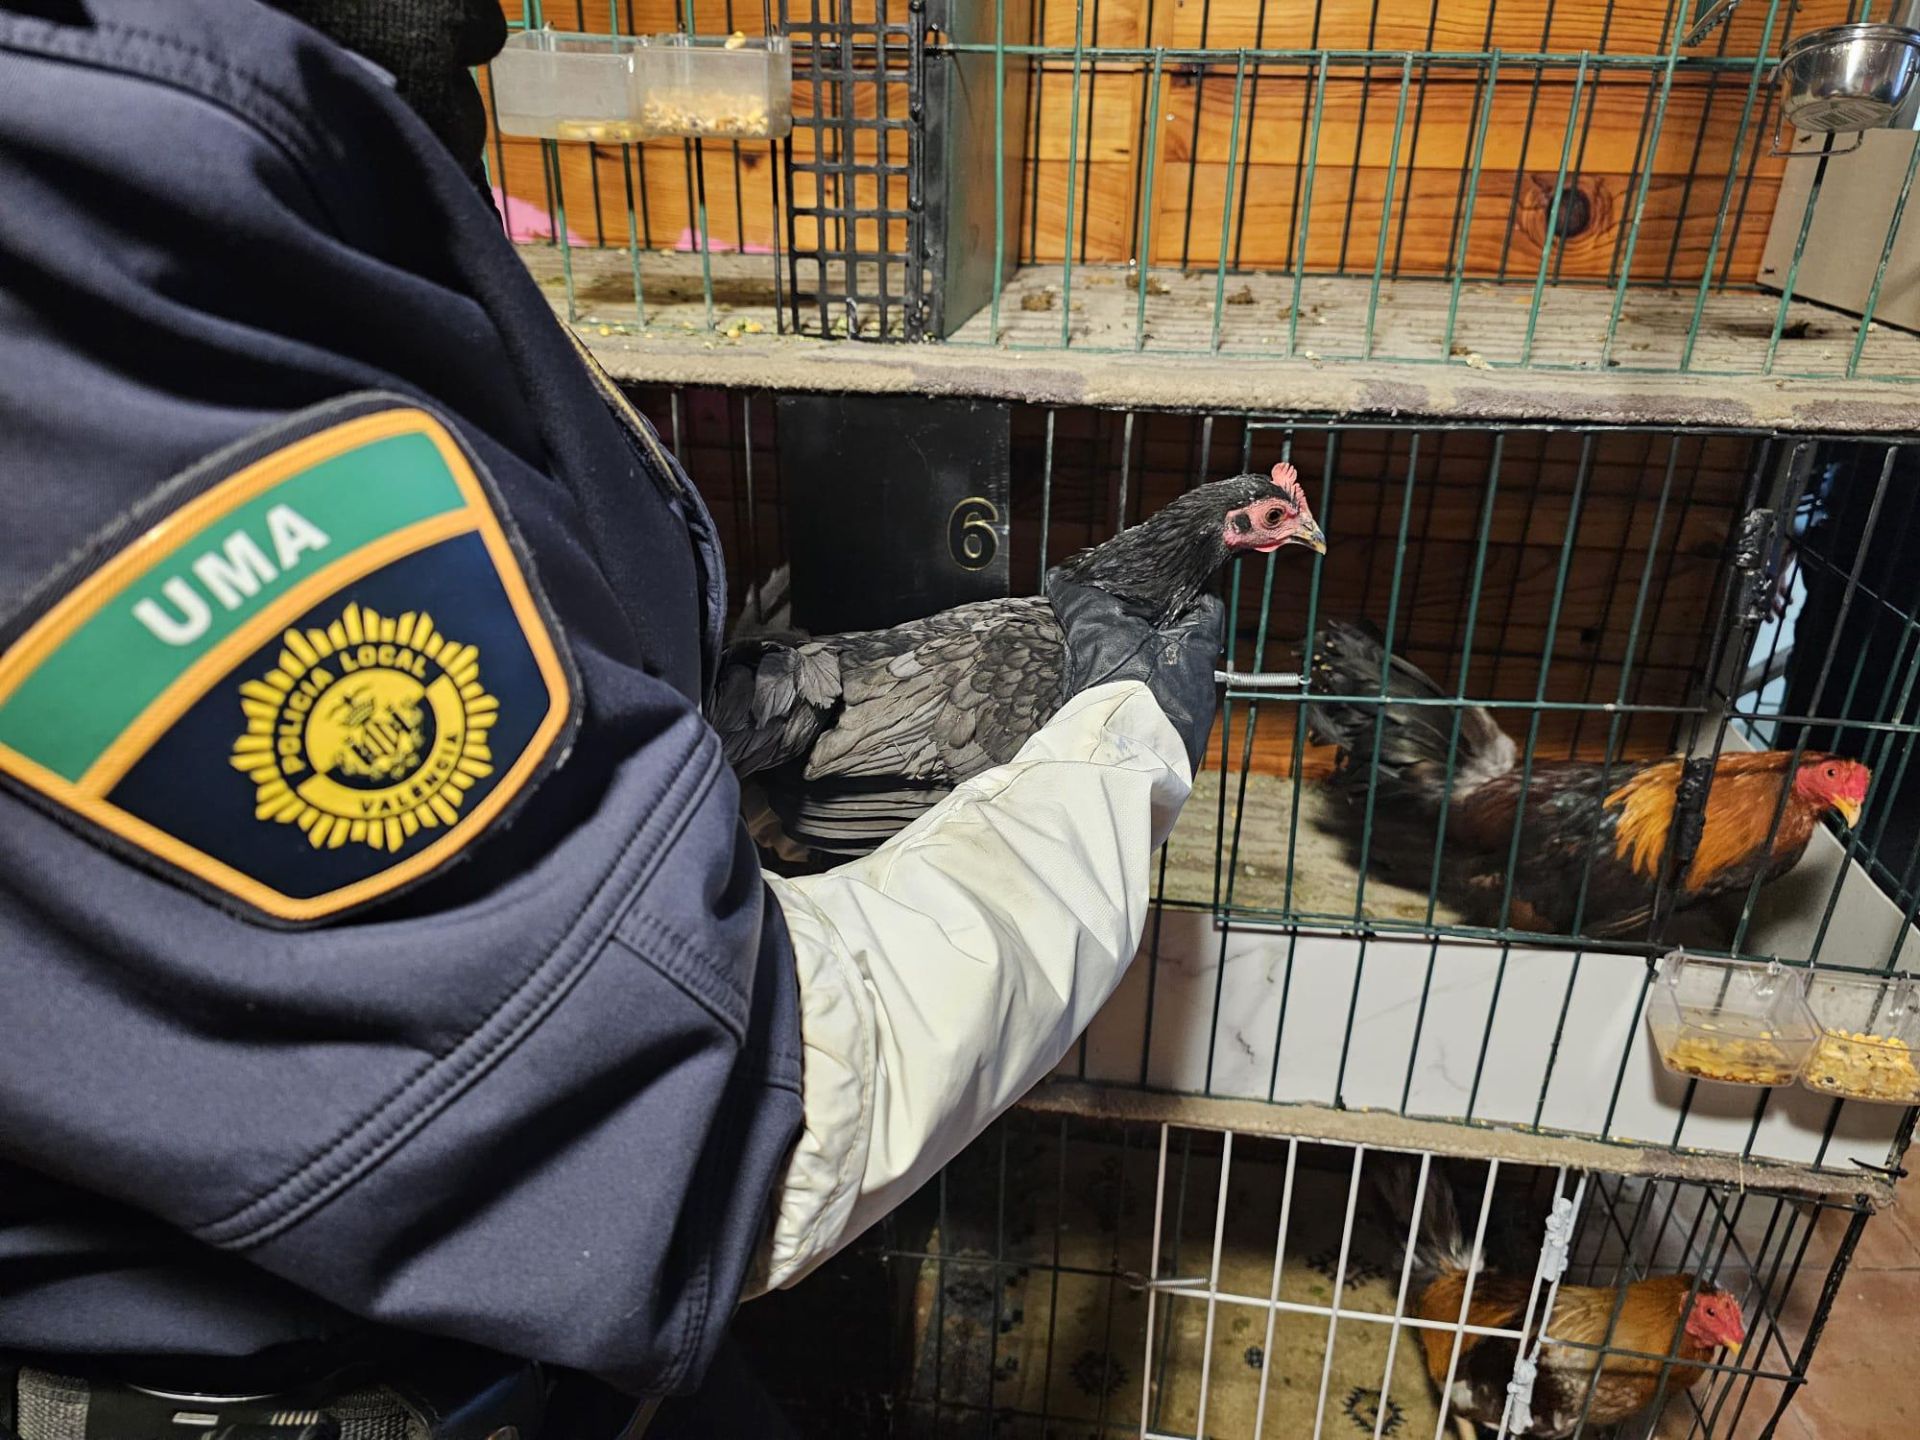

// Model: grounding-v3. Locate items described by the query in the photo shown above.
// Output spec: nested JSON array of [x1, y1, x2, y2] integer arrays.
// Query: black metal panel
[[776, 393, 1010, 632], [781, 0, 929, 340]]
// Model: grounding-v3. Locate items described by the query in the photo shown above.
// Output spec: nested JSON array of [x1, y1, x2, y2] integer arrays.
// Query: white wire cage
[[734, 1112, 1869, 1439]]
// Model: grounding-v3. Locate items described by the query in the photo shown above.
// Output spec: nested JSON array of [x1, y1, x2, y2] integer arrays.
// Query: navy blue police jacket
[[0, 0, 803, 1397]]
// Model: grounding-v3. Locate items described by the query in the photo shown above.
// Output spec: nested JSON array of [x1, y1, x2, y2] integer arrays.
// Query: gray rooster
[[713, 464, 1324, 859]]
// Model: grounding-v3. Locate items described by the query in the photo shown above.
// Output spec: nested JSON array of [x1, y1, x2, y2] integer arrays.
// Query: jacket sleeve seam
[[610, 909, 750, 1045]]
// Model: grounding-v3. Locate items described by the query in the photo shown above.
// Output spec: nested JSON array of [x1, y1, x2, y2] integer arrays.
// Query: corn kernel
[[640, 95, 772, 139], [1804, 1030, 1920, 1103], [1664, 1034, 1800, 1087]]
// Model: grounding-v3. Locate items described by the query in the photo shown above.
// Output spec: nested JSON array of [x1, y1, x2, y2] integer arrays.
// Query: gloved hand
[[1044, 568, 1226, 773], [267, 1, 507, 181]]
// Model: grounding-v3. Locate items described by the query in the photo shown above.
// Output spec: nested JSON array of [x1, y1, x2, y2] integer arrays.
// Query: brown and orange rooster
[[1390, 1164, 1746, 1438], [1307, 622, 1869, 937]]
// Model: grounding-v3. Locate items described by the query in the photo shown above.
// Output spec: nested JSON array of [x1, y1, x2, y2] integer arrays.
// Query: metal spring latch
[[1215, 669, 1305, 689]]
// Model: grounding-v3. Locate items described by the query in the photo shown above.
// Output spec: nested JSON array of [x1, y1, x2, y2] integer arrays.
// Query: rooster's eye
[[1264, 508, 1285, 526]]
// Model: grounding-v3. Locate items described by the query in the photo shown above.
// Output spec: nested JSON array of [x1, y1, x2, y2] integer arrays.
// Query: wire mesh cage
[[491, 0, 1920, 375], [637, 385, 1920, 1183], [734, 1113, 1874, 1439]]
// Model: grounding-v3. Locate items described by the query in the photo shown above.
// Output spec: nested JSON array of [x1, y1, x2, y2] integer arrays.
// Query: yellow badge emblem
[[231, 603, 498, 853], [0, 399, 575, 922]]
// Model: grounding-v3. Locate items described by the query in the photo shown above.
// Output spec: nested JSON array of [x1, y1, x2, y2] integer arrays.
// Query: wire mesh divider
[[781, 0, 929, 338]]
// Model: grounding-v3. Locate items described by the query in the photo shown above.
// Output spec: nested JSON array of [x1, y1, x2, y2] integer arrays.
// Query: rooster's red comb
[[1270, 461, 1302, 497]]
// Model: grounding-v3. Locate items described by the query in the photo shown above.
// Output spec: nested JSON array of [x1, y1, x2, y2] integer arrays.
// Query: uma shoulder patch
[[0, 399, 574, 922]]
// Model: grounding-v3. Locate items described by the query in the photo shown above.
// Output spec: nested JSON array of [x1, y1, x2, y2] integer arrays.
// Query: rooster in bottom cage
[[1306, 621, 1870, 938], [1383, 1163, 1746, 1438], [715, 464, 1324, 859]]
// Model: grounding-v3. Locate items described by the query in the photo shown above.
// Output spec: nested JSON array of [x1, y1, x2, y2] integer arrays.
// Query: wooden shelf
[[527, 246, 1920, 432]]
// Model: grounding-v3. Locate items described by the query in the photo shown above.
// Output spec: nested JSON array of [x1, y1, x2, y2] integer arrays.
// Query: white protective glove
[[748, 679, 1192, 1291]]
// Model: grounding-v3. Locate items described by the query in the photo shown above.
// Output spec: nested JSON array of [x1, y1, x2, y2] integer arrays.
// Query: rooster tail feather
[[1305, 620, 1515, 812], [1374, 1156, 1480, 1280]]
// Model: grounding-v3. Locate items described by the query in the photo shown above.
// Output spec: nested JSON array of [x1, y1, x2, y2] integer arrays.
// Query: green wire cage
[[645, 388, 1920, 1184], [493, 0, 1920, 377]]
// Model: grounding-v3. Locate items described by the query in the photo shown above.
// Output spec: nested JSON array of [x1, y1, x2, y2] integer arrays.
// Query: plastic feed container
[[630, 35, 794, 140], [1802, 974, 1920, 1104], [491, 31, 647, 142], [1646, 954, 1819, 1087]]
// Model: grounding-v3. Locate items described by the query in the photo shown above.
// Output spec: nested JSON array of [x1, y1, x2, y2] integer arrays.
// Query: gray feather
[[714, 639, 842, 776], [798, 597, 1067, 786]]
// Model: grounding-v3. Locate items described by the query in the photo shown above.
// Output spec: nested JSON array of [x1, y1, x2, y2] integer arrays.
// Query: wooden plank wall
[[1021, 0, 1857, 280], [493, 0, 1851, 286], [638, 385, 1755, 771], [1003, 411, 1749, 759]]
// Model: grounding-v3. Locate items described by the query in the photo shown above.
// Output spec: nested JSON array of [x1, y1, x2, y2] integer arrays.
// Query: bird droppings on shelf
[[1226, 285, 1256, 305], [1020, 290, 1057, 312]]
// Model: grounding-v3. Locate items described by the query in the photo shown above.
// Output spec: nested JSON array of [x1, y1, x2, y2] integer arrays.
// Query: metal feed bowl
[[1774, 22, 1920, 153]]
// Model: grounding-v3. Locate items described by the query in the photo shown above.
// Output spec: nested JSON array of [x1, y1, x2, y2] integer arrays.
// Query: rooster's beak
[[1295, 521, 1328, 554], [1836, 797, 1862, 827], [1724, 1340, 1743, 1357]]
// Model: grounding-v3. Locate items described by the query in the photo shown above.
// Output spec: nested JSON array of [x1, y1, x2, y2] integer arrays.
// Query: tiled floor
[[1654, 1187, 1920, 1440], [1789, 1188, 1920, 1440]]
